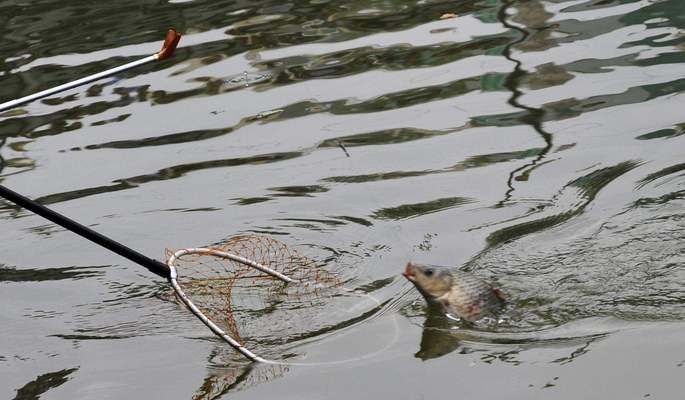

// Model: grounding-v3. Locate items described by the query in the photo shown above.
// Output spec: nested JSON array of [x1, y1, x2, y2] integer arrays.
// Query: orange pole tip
[[157, 29, 182, 60]]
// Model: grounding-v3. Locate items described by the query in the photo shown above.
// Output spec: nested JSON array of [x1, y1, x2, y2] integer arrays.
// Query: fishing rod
[[0, 31, 393, 363], [0, 184, 170, 277], [0, 29, 181, 113]]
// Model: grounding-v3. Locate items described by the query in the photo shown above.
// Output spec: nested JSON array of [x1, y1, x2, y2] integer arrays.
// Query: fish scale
[[447, 270, 504, 321], [403, 263, 505, 322]]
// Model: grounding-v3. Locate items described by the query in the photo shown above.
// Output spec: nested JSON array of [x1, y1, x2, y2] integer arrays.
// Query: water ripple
[[3, 0, 685, 397]]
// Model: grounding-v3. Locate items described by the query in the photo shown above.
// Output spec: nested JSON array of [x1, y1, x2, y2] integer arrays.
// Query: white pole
[[0, 29, 180, 113]]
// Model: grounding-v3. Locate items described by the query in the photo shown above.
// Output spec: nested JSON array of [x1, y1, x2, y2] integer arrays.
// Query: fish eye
[[423, 268, 434, 277]]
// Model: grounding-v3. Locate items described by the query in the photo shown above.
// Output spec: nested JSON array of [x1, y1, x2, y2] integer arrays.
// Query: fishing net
[[167, 234, 365, 362]]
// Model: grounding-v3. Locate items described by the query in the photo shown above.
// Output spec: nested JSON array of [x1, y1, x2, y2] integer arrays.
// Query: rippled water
[[2, 0, 685, 398]]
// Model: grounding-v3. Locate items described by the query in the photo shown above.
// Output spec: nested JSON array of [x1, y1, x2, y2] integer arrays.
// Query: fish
[[402, 262, 505, 322]]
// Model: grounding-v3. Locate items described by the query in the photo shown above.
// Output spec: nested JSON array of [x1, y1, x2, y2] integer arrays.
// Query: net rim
[[167, 247, 296, 283], [168, 247, 283, 363]]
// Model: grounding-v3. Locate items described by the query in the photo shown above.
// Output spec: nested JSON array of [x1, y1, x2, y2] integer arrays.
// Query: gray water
[[1, 0, 685, 398]]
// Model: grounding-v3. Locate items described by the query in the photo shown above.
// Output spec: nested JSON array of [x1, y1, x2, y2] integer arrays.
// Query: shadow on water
[[12, 367, 78, 400], [409, 304, 615, 364], [414, 306, 462, 360], [323, 147, 546, 185], [0, 264, 104, 282]]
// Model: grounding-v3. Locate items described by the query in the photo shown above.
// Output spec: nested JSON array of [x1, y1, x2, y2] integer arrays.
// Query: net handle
[[0, 185, 170, 278]]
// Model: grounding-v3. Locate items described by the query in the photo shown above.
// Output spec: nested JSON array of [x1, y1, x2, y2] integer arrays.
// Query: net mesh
[[191, 363, 288, 400], [168, 234, 344, 354]]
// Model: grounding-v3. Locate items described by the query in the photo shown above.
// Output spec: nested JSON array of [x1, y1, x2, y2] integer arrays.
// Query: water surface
[[2, 0, 685, 398]]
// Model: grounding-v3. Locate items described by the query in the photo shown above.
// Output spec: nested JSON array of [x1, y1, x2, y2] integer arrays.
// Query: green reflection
[[0, 265, 104, 282], [372, 196, 474, 220], [12, 367, 79, 400]]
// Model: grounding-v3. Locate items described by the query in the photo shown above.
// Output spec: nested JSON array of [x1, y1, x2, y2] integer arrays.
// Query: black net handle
[[0, 185, 170, 278]]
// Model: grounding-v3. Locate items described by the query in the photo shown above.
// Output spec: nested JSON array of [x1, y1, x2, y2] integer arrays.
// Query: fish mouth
[[402, 262, 417, 281]]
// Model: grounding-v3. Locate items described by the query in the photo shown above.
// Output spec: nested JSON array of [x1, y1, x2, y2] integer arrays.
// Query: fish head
[[403, 262, 453, 301]]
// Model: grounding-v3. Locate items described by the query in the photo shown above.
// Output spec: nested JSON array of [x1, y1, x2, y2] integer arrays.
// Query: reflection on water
[[414, 307, 462, 360], [498, 0, 553, 204], [0, 264, 104, 282], [2, 0, 685, 398], [191, 363, 288, 400], [12, 367, 78, 400]]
